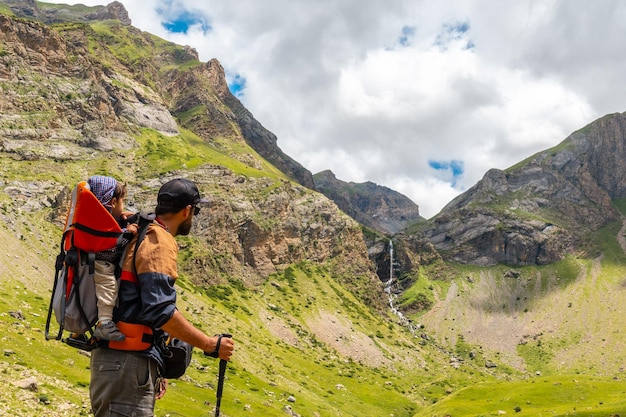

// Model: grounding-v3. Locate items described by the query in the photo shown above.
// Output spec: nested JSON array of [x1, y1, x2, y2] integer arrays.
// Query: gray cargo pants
[[90, 348, 159, 417]]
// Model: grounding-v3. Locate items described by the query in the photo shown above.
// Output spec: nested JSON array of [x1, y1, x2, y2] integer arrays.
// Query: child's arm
[[119, 212, 139, 230]]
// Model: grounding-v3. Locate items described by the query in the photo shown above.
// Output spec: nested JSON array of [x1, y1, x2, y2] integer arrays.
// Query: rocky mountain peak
[[87, 1, 131, 25], [420, 111, 626, 266], [313, 169, 423, 235], [2, 0, 131, 25], [205, 58, 232, 97]]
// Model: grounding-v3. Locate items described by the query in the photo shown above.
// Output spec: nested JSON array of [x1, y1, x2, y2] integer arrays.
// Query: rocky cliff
[[313, 169, 424, 235], [0, 3, 384, 308], [419, 112, 626, 266], [163, 57, 316, 189], [0, 0, 314, 187]]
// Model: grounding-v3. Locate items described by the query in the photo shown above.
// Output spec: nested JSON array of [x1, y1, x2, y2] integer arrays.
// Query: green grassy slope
[[414, 375, 626, 417], [0, 230, 450, 417], [408, 219, 626, 416]]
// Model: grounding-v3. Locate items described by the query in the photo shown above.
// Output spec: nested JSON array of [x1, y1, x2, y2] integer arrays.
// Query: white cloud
[[73, 0, 626, 218]]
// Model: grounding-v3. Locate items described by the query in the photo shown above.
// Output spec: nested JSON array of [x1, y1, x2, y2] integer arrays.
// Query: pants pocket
[[93, 359, 122, 373]]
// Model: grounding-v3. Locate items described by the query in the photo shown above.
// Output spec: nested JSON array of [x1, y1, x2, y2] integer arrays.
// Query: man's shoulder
[[145, 223, 177, 248], [132, 223, 178, 276], [148, 222, 172, 236]]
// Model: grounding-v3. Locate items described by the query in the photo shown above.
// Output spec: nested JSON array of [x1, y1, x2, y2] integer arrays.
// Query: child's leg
[[93, 260, 125, 341], [93, 260, 117, 322]]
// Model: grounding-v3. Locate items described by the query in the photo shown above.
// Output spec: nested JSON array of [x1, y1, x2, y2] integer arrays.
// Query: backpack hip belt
[[107, 321, 154, 351]]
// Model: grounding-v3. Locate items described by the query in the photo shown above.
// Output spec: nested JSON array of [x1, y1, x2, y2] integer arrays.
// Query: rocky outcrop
[[2, 0, 132, 25], [313, 170, 424, 235], [109, 72, 179, 136], [420, 112, 626, 265], [87, 1, 131, 25], [423, 206, 577, 266], [184, 168, 381, 304], [0, 13, 180, 155]]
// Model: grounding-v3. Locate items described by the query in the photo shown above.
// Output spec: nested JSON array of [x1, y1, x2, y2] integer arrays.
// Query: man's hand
[[204, 334, 234, 360], [156, 378, 168, 400], [161, 311, 234, 360]]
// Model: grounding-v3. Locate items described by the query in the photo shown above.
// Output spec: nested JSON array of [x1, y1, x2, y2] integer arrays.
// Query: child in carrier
[[86, 175, 138, 341]]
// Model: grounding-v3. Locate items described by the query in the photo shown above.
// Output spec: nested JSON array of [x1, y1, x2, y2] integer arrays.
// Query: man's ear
[[182, 205, 192, 218]]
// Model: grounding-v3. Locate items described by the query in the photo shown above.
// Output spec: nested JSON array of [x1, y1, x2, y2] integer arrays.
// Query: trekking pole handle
[[205, 333, 232, 358]]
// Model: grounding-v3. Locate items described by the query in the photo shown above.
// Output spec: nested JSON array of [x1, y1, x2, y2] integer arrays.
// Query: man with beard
[[89, 178, 234, 417]]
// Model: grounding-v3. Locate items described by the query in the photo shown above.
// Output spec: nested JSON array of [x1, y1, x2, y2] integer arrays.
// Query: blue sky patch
[[450, 21, 470, 35], [429, 159, 464, 186], [157, 2, 211, 34], [398, 26, 415, 47], [228, 74, 246, 97], [161, 11, 211, 34], [434, 20, 474, 51]]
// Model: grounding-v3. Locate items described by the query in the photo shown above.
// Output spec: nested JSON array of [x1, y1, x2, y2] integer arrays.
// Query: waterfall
[[384, 239, 416, 334], [389, 239, 393, 285], [385, 240, 394, 287]]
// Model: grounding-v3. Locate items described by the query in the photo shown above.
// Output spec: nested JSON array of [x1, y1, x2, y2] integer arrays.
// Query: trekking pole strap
[[205, 333, 232, 358]]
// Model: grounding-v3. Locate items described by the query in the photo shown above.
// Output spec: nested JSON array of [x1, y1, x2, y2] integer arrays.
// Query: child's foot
[[93, 321, 126, 341]]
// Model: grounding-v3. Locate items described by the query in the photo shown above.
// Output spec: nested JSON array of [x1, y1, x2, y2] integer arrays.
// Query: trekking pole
[[206, 333, 232, 417], [215, 358, 228, 417]]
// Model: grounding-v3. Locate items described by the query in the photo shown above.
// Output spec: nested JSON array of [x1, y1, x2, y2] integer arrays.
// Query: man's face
[[177, 208, 193, 236]]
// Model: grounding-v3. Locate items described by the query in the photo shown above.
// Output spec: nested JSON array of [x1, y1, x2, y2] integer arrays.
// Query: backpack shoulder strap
[[116, 212, 156, 280], [133, 212, 156, 278]]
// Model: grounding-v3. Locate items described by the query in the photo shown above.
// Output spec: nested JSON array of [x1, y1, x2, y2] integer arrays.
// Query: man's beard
[[177, 214, 193, 236]]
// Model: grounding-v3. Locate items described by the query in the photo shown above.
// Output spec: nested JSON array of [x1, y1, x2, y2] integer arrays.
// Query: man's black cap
[[157, 178, 207, 211]]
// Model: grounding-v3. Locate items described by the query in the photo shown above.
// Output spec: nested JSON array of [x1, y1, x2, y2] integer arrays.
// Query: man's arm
[[160, 310, 234, 360]]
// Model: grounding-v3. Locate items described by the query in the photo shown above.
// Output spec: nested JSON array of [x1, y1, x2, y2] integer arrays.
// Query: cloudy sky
[[74, 0, 626, 218]]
